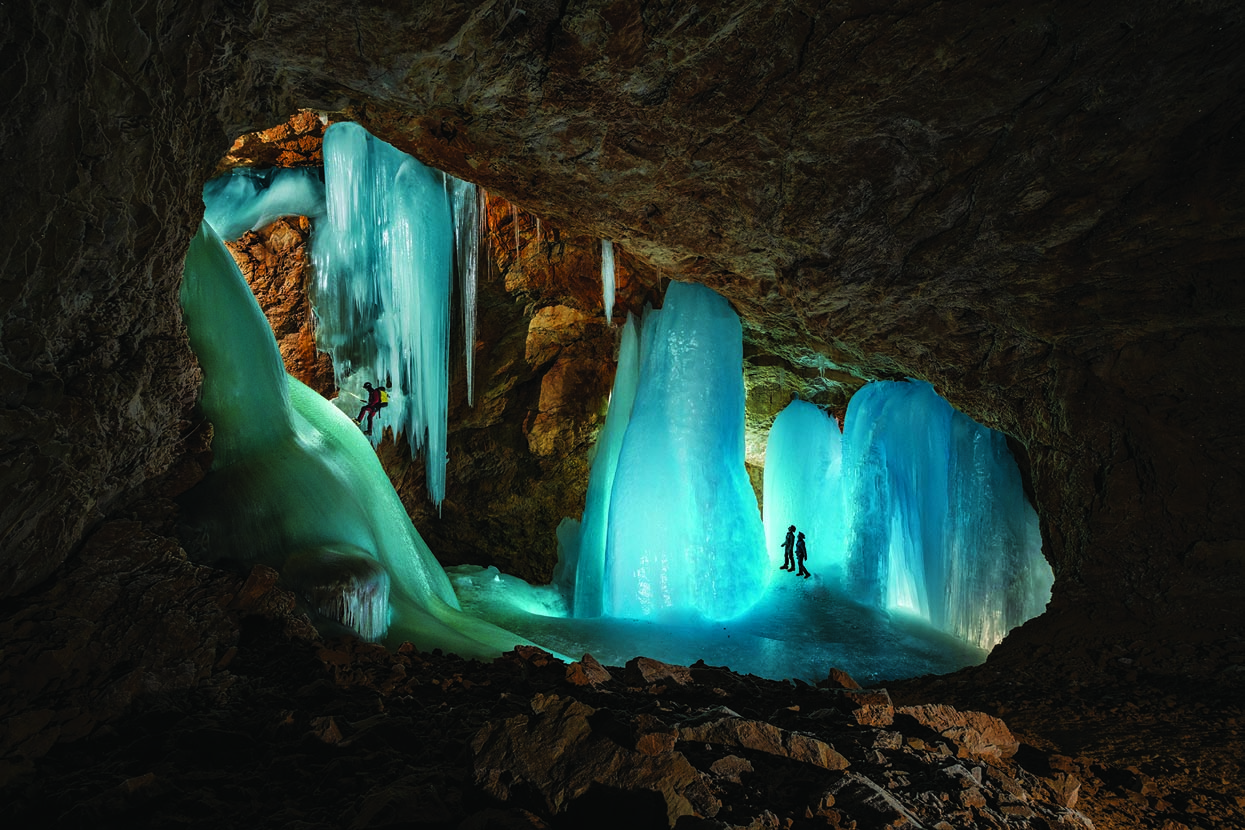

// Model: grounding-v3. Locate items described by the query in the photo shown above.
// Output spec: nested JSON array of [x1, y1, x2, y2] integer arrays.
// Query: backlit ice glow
[[192, 133, 1051, 678]]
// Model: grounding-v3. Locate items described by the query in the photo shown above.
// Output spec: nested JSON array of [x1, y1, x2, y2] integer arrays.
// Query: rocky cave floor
[[1, 515, 1243, 830]]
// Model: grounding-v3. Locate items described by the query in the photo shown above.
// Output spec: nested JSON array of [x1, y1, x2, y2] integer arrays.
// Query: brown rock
[[624, 656, 694, 687], [896, 704, 1019, 762], [821, 667, 863, 690], [471, 693, 717, 827], [827, 688, 895, 728], [677, 713, 849, 771], [564, 653, 612, 687]]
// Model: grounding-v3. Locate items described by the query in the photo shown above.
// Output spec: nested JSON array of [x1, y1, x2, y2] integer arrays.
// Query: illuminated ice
[[841, 380, 1053, 649], [763, 400, 847, 578], [178, 220, 539, 658], [313, 122, 480, 509], [603, 281, 768, 621], [202, 166, 326, 240], [601, 239, 616, 323]]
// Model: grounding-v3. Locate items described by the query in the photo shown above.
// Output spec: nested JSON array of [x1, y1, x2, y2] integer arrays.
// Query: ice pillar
[[603, 281, 768, 621], [763, 400, 847, 578], [570, 314, 641, 617]]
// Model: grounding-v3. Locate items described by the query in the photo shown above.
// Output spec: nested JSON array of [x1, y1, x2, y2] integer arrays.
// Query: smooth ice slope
[[763, 400, 846, 576], [841, 380, 1053, 649], [313, 122, 480, 509], [604, 282, 768, 621], [179, 221, 539, 659], [202, 166, 325, 240]]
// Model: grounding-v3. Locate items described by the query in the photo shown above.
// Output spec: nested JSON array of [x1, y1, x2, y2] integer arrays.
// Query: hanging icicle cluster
[[312, 122, 482, 509]]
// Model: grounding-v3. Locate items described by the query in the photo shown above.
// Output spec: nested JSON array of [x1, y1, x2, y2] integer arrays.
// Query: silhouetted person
[[780, 525, 796, 571], [356, 382, 388, 435], [796, 532, 810, 579]]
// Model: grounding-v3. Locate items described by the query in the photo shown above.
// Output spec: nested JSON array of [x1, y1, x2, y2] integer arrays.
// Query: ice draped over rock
[[838, 381, 1053, 649], [199, 123, 482, 510]]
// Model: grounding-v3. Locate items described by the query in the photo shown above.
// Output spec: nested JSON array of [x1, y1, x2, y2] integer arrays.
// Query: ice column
[[763, 400, 847, 577], [840, 380, 1052, 649], [313, 122, 480, 508], [568, 314, 641, 617], [601, 239, 616, 323], [603, 281, 768, 621]]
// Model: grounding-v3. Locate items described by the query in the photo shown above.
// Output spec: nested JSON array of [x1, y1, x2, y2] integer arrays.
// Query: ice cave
[[186, 124, 1053, 684]]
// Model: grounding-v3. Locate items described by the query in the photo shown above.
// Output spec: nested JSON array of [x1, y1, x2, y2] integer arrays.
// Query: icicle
[[450, 179, 481, 407], [601, 239, 616, 324], [510, 202, 522, 277], [312, 122, 463, 509]]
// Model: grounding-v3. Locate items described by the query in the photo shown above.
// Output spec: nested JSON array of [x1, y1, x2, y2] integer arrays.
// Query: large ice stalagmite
[[312, 122, 480, 509], [179, 221, 540, 659], [565, 314, 641, 617], [763, 400, 847, 577], [604, 281, 768, 621], [840, 380, 1053, 649]]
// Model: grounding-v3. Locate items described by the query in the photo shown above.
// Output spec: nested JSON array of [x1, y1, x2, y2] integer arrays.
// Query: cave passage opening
[[182, 120, 1052, 682]]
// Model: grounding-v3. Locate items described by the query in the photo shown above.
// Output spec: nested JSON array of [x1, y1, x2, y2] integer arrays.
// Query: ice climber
[[356, 381, 389, 435], [780, 525, 797, 571], [796, 532, 810, 578]]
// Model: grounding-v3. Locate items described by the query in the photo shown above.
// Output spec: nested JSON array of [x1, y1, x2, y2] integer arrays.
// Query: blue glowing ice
[[839, 380, 1053, 649], [763, 400, 847, 579], [312, 122, 480, 509], [603, 281, 768, 621], [202, 166, 326, 240]]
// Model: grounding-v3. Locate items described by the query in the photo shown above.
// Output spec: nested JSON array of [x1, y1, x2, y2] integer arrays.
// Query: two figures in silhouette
[[356, 381, 390, 436], [780, 524, 811, 579]]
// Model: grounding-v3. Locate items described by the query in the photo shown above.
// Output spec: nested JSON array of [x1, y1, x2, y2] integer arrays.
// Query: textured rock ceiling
[[2, 0, 1243, 677]]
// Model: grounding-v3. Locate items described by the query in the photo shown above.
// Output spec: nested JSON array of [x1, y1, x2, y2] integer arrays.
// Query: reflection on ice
[[448, 564, 986, 684]]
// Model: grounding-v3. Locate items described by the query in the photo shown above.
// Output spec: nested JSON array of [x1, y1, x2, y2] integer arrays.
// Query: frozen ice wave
[[179, 221, 539, 658]]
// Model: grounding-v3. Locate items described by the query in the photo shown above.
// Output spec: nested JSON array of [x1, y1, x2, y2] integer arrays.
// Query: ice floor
[[447, 565, 988, 685]]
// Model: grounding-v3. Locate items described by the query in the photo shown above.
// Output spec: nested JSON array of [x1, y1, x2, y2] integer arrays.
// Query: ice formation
[[593, 281, 768, 621], [200, 124, 481, 510], [836, 381, 1053, 649], [563, 314, 641, 617], [178, 220, 538, 658], [601, 239, 616, 323], [763, 400, 848, 578], [312, 121, 480, 509], [202, 166, 326, 240]]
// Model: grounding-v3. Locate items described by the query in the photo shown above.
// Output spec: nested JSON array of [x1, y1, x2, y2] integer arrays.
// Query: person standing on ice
[[780, 525, 797, 571], [795, 532, 811, 579], [356, 381, 389, 436]]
